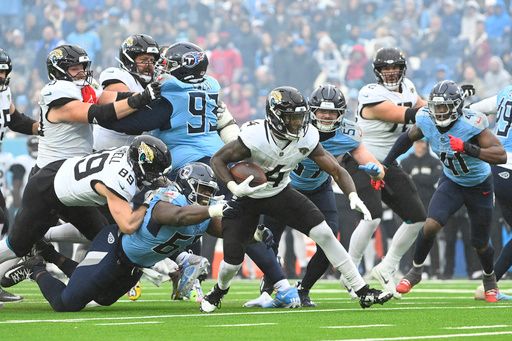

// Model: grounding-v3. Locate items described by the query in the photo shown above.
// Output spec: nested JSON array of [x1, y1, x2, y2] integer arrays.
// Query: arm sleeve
[[98, 98, 172, 135], [382, 132, 414, 167], [7, 109, 36, 135]]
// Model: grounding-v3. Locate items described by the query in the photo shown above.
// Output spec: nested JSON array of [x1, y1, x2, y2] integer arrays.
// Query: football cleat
[[485, 289, 498, 303], [371, 263, 401, 299], [498, 292, 512, 301], [1, 256, 44, 288], [0, 288, 23, 302], [358, 286, 393, 309], [297, 282, 316, 307], [200, 284, 229, 313], [127, 282, 142, 301], [243, 292, 273, 308], [396, 279, 413, 294], [396, 266, 423, 294], [174, 254, 210, 300], [262, 287, 301, 308], [474, 284, 485, 300]]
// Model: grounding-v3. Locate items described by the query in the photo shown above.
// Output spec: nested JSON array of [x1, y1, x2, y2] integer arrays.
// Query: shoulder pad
[[99, 67, 131, 87], [340, 119, 362, 143], [358, 83, 387, 105], [203, 75, 221, 91], [40, 80, 81, 105], [402, 78, 418, 95], [461, 109, 489, 130], [301, 124, 320, 150]]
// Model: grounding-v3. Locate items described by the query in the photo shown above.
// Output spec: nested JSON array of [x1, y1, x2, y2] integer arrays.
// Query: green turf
[[1, 279, 512, 340]]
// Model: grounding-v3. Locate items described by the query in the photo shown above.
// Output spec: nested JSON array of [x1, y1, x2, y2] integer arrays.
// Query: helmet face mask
[[0, 49, 12, 92], [175, 162, 219, 206], [309, 84, 346, 132], [119, 34, 160, 85], [128, 136, 172, 188], [46, 45, 93, 86], [156, 42, 208, 83], [428, 80, 463, 128], [266, 86, 310, 140], [373, 47, 407, 91]]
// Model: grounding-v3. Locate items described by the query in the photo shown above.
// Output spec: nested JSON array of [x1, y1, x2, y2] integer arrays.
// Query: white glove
[[208, 200, 240, 218], [348, 192, 372, 221], [227, 175, 267, 197]]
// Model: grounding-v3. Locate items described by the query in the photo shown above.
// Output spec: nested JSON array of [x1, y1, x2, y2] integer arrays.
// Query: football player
[[247, 84, 385, 307], [348, 47, 427, 297], [0, 136, 171, 278], [469, 86, 512, 300], [94, 34, 160, 150], [0, 48, 39, 303], [382, 81, 506, 302], [200, 86, 393, 313], [2, 162, 236, 312]]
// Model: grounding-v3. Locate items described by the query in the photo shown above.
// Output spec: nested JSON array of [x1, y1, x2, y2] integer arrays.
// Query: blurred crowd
[[2, 0, 512, 124]]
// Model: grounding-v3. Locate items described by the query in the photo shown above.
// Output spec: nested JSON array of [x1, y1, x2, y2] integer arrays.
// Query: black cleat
[[1, 256, 44, 288], [358, 286, 393, 309], [0, 287, 23, 302], [200, 284, 229, 313], [296, 281, 316, 307]]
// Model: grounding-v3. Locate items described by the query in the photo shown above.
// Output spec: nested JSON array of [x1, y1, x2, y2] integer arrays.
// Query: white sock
[[309, 221, 366, 292], [73, 242, 90, 263], [0, 239, 18, 263], [349, 218, 381, 267], [291, 229, 307, 268], [217, 260, 241, 290], [0, 258, 21, 278], [45, 223, 88, 243], [380, 221, 424, 273], [273, 279, 291, 292]]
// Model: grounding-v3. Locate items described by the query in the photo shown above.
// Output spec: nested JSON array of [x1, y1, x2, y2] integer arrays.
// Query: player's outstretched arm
[[361, 96, 426, 123], [382, 124, 424, 167], [349, 144, 385, 180], [94, 183, 147, 234], [211, 139, 251, 185]]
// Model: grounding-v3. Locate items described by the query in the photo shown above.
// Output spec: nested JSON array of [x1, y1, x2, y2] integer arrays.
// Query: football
[[229, 161, 267, 186]]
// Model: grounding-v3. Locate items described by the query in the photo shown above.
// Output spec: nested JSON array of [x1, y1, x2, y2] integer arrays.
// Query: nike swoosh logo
[[382, 277, 389, 284], [43, 92, 52, 96], [4, 265, 24, 278]]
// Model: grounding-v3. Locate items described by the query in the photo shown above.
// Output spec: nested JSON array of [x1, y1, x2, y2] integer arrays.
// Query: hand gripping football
[[229, 161, 267, 186]]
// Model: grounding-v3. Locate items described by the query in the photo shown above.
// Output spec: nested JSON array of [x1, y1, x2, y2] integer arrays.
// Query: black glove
[[127, 82, 162, 109], [461, 84, 475, 98], [254, 224, 276, 249], [221, 200, 241, 219]]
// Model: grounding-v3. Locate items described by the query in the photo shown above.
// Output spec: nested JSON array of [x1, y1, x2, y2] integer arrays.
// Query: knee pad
[[308, 221, 333, 245], [223, 239, 245, 265]]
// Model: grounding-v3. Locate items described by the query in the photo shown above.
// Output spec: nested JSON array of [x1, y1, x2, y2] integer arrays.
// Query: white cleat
[[243, 292, 273, 307], [474, 284, 485, 301], [371, 263, 402, 299]]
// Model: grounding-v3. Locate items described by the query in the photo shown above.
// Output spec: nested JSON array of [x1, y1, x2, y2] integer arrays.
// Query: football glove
[[208, 200, 241, 218], [253, 224, 276, 249], [227, 176, 267, 197], [348, 192, 372, 221], [358, 162, 382, 178], [461, 84, 476, 98], [370, 179, 385, 191]]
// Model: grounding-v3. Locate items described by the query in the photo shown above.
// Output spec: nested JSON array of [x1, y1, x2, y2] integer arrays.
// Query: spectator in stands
[[483, 55, 512, 97], [66, 18, 102, 61]]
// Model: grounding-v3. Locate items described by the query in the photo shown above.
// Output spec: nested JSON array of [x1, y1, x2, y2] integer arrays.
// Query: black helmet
[[372, 47, 407, 91], [128, 135, 172, 187], [0, 49, 12, 92], [309, 84, 346, 132], [157, 42, 208, 83], [428, 80, 464, 128], [46, 44, 92, 85], [266, 86, 309, 140], [119, 34, 160, 84], [175, 162, 219, 205], [27, 136, 39, 159]]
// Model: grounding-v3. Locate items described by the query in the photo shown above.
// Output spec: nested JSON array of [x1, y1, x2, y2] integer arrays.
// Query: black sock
[[477, 245, 495, 275], [301, 247, 329, 290], [493, 239, 512, 281], [355, 284, 369, 297], [413, 229, 435, 265], [58, 258, 78, 278]]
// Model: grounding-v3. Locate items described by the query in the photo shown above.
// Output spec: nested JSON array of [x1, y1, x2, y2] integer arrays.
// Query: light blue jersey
[[122, 186, 210, 267], [495, 85, 512, 152], [291, 120, 361, 191], [416, 108, 490, 187], [151, 76, 224, 169]]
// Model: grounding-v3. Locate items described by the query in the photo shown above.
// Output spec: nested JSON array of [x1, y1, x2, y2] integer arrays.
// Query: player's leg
[[265, 186, 392, 308], [397, 176, 463, 294], [464, 176, 497, 302], [201, 197, 259, 312], [491, 166, 512, 281], [375, 165, 426, 296], [342, 156, 383, 268]]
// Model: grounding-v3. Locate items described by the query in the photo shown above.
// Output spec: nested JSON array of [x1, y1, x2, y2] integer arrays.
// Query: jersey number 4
[[187, 92, 218, 134], [440, 152, 469, 176]]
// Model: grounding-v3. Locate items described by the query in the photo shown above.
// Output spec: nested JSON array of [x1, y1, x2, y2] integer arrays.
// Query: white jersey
[[93, 68, 143, 150], [0, 152, 14, 195], [54, 146, 138, 206], [0, 88, 12, 143], [37, 79, 103, 168], [239, 119, 319, 199], [356, 78, 420, 161]]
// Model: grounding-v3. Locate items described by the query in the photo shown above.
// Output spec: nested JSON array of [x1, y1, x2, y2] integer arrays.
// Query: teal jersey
[[495, 85, 512, 152], [416, 108, 490, 187], [151, 76, 224, 169], [291, 120, 361, 191], [122, 185, 210, 267]]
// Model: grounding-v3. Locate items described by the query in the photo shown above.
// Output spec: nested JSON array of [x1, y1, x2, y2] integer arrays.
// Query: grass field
[[1, 279, 512, 340]]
